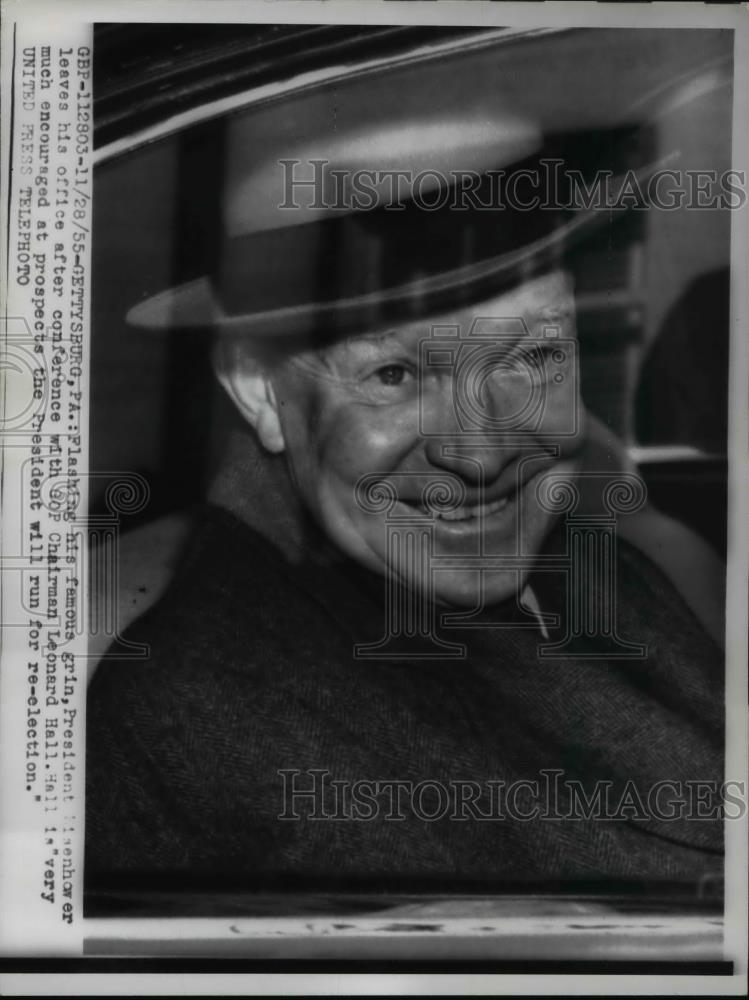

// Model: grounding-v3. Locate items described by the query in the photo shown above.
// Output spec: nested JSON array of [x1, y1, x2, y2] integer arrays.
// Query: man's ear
[[212, 339, 285, 454]]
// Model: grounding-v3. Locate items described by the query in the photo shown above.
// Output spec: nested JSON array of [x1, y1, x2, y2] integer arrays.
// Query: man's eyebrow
[[331, 329, 415, 359], [346, 329, 404, 347]]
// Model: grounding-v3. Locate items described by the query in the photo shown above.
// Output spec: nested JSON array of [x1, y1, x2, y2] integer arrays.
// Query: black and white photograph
[[1, 0, 747, 993]]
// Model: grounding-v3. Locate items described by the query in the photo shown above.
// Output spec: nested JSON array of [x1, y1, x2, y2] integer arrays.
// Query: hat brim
[[127, 158, 668, 340]]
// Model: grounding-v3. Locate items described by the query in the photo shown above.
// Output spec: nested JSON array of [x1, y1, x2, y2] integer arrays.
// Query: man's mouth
[[435, 496, 509, 521], [399, 494, 511, 522]]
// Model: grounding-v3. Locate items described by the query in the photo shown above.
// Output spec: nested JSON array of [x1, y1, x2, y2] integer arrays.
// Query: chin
[[429, 569, 529, 610]]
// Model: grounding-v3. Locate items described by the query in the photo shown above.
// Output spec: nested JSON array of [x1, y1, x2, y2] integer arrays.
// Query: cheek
[[533, 362, 585, 458], [307, 407, 419, 573], [315, 405, 418, 490]]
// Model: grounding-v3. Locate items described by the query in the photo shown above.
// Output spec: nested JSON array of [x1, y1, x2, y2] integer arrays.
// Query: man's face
[[270, 269, 586, 607]]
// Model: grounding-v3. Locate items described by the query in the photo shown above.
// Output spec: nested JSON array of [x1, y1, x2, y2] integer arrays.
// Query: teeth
[[436, 496, 509, 521]]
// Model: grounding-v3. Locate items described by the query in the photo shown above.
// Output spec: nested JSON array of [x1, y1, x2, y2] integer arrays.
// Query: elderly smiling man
[[214, 267, 581, 616], [85, 59, 724, 891]]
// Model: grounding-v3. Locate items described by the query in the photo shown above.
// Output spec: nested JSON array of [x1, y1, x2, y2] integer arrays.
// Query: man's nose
[[424, 433, 520, 487], [422, 374, 529, 487]]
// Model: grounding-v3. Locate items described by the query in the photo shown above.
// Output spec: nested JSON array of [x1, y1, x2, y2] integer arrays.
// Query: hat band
[[216, 172, 569, 320]]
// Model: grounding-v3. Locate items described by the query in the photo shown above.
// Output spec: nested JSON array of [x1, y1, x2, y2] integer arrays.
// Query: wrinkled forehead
[[314, 268, 576, 361]]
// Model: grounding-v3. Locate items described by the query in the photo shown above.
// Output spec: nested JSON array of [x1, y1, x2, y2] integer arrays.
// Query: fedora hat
[[125, 27, 726, 341]]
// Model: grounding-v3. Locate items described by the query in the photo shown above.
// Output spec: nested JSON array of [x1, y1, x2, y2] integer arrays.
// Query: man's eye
[[375, 364, 411, 386]]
